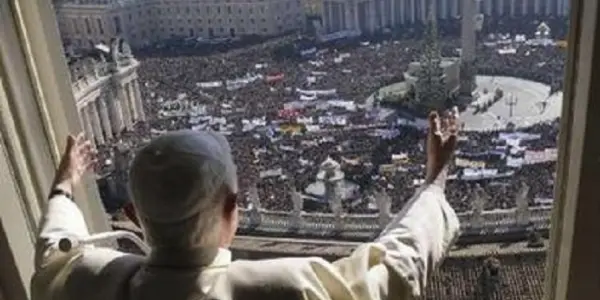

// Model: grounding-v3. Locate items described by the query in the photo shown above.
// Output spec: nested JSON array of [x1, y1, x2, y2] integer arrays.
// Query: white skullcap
[[128, 130, 238, 223]]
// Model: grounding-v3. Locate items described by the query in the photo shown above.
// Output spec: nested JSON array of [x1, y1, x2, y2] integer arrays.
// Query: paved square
[[462, 76, 563, 131]]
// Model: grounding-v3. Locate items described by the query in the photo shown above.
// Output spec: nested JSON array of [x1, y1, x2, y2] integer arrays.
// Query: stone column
[[460, 0, 477, 97], [338, 2, 345, 31], [485, 0, 493, 15], [89, 100, 104, 144], [545, 0, 552, 15], [419, 0, 426, 22], [409, 0, 416, 23], [126, 82, 139, 122], [398, 0, 405, 24], [379, 0, 385, 28], [98, 96, 113, 141], [450, 0, 457, 17], [353, 1, 359, 30], [80, 106, 95, 145], [327, 1, 334, 33], [118, 84, 132, 129], [561, 0, 569, 17], [109, 91, 124, 136], [390, 0, 396, 26], [534, 0, 541, 15], [369, 0, 377, 31], [344, 1, 353, 30], [440, 0, 447, 19], [133, 79, 145, 121], [509, 0, 515, 16]]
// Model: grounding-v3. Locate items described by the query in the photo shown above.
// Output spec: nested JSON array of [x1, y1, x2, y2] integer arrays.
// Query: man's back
[[32, 184, 458, 300], [34, 118, 461, 300], [35, 246, 412, 300]]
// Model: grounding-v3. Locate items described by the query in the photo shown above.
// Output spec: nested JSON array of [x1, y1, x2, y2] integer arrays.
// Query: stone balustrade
[[236, 205, 552, 239]]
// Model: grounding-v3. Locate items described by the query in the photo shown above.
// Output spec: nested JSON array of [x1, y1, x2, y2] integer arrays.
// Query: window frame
[[543, 0, 600, 299], [0, 0, 598, 299], [0, 1, 111, 297], [4, 0, 110, 234]]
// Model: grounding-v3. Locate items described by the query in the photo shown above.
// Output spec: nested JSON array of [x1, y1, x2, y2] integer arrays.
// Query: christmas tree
[[415, 6, 447, 112]]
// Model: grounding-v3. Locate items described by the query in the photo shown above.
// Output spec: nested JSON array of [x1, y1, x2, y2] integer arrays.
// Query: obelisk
[[460, 0, 477, 100]]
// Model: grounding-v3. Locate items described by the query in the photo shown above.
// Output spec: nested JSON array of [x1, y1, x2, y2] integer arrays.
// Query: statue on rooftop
[[80, 61, 91, 83], [248, 183, 261, 211], [374, 188, 392, 229], [290, 184, 304, 229], [247, 183, 262, 227], [516, 181, 531, 226], [121, 40, 133, 58], [291, 186, 303, 215], [471, 183, 487, 228], [110, 38, 120, 64], [99, 53, 107, 64]]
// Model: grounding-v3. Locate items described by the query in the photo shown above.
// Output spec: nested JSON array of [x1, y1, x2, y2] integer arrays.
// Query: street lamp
[[505, 94, 517, 118]]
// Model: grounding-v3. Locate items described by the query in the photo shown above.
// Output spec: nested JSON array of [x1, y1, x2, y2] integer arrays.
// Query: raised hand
[[425, 107, 460, 185], [51, 133, 97, 191]]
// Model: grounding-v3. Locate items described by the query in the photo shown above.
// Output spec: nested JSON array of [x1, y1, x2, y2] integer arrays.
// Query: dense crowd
[[95, 28, 565, 218]]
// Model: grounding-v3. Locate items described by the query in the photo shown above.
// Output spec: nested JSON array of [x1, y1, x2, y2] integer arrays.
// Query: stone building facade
[[69, 38, 144, 145], [55, 0, 306, 49], [320, 0, 570, 34]]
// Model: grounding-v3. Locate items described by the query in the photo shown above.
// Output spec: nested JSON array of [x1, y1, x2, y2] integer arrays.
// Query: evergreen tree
[[415, 5, 447, 112]]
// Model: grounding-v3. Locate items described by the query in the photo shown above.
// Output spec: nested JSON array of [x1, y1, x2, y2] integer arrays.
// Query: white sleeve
[[35, 195, 91, 270]]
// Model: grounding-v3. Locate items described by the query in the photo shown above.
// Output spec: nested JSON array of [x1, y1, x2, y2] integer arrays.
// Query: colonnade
[[322, 0, 570, 34], [79, 77, 145, 145]]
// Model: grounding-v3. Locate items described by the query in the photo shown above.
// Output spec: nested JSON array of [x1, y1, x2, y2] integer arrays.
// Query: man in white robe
[[32, 109, 460, 300]]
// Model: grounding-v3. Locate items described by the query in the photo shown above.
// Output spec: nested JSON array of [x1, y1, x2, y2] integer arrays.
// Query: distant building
[[55, 0, 306, 49], [319, 0, 570, 34], [68, 38, 144, 145]]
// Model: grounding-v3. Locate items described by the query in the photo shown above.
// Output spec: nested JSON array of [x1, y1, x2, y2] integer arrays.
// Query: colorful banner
[[266, 73, 285, 83], [278, 109, 301, 119]]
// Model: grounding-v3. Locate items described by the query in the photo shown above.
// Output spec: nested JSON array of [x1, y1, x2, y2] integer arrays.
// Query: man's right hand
[[425, 107, 459, 184]]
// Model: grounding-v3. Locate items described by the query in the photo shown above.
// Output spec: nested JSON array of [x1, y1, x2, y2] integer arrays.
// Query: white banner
[[524, 148, 558, 164], [197, 81, 223, 88], [260, 168, 283, 178]]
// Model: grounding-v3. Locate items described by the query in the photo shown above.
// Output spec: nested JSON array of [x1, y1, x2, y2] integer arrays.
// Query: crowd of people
[[95, 25, 566, 221]]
